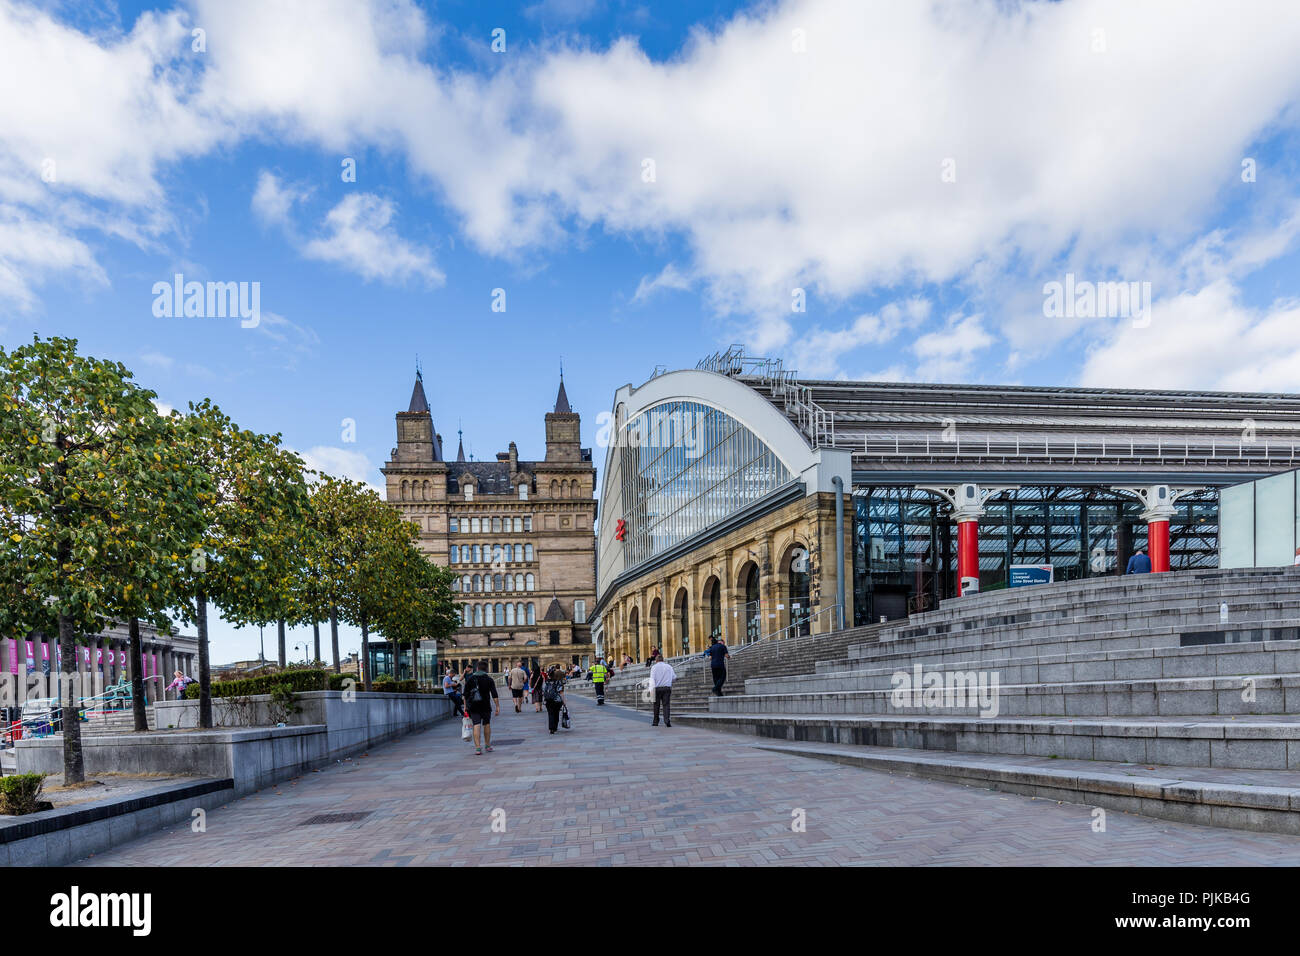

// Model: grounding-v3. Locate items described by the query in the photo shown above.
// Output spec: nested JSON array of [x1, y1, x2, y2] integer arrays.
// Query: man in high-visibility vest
[[591, 659, 609, 704]]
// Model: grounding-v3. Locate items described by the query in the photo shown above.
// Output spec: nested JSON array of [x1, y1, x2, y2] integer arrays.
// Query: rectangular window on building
[[519, 484, 529, 500], [450, 518, 458, 532], [524, 516, 532, 531], [574, 600, 586, 624], [549, 630, 560, 646]]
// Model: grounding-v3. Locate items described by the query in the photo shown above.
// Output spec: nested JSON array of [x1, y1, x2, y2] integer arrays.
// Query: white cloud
[[632, 262, 692, 303], [140, 350, 174, 370], [251, 171, 308, 229], [1079, 279, 1300, 392], [788, 298, 930, 378], [6, 0, 1300, 393], [298, 445, 382, 495], [911, 313, 997, 382], [299, 193, 443, 285]]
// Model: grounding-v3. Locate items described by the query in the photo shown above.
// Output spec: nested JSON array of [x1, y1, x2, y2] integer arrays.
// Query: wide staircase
[[671, 567, 1300, 835]]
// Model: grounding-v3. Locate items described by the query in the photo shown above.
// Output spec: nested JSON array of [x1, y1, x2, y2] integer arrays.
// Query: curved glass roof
[[617, 399, 793, 570]]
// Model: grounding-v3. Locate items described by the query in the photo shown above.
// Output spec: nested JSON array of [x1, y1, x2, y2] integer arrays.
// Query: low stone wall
[[16, 691, 453, 795], [1, 778, 235, 867]]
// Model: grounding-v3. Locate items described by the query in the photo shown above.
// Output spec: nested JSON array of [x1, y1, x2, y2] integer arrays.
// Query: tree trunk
[[58, 614, 85, 783], [330, 609, 340, 674], [128, 617, 148, 732], [197, 590, 213, 729], [361, 612, 371, 692], [277, 619, 286, 668], [313, 621, 321, 666]]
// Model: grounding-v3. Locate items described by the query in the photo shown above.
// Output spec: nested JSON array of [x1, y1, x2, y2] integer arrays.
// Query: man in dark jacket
[[1125, 548, 1152, 574], [706, 636, 730, 695], [463, 660, 500, 754]]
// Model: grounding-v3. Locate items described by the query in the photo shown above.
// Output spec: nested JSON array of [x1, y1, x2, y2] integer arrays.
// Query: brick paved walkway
[[77, 695, 1300, 866]]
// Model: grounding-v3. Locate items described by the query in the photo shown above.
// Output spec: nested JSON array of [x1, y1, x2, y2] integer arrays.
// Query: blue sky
[[6, 0, 1300, 661]]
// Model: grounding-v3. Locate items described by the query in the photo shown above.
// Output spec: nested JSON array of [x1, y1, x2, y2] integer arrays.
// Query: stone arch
[[627, 605, 641, 661], [673, 586, 690, 656], [702, 575, 722, 643], [777, 539, 812, 636], [648, 596, 663, 654], [737, 559, 761, 643]]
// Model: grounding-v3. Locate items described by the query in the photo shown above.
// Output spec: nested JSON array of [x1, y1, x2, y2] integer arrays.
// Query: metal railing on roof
[[856, 435, 1299, 466], [697, 345, 837, 449]]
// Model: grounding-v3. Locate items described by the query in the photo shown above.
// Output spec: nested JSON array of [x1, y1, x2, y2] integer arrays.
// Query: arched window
[[493, 573, 503, 591], [494, 603, 505, 626], [513, 517, 523, 531], [451, 576, 460, 591], [473, 605, 483, 627], [506, 603, 515, 626], [524, 544, 534, 562], [516, 602, 525, 623], [473, 574, 482, 592], [462, 574, 471, 592], [463, 606, 472, 627], [493, 544, 503, 564], [472, 544, 481, 563], [526, 603, 536, 625], [484, 574, 493, 593], [422, 481, 430, 501], [449, 547, 458, 565], [525, 573, 536, 591], [400, 480, 408, 500], [550, 479, 558, 498]]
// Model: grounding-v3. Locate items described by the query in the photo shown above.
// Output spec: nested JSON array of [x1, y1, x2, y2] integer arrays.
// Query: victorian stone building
[[382, 371, 598, 673]]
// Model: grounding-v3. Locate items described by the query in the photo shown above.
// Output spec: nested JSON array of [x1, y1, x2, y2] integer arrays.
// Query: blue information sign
[[1009, 565, 1054, 587]]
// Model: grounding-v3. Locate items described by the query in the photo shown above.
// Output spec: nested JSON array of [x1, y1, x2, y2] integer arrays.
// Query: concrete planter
[[16, 691, 454, 795]]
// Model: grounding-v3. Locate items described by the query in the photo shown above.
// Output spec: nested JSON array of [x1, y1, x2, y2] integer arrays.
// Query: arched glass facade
[[617, 400, 793, 570]]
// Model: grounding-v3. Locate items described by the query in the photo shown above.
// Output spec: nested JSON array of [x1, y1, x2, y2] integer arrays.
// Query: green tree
[[375, 544, 460, 684], [171, 400, 310, 729], [0, 337, 207, 780]]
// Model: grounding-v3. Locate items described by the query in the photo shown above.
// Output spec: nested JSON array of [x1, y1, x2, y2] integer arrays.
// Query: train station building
[[594, 347, 1300, 663]]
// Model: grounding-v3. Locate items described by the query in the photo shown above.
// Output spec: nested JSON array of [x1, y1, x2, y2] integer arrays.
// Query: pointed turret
[[408, 370, 430, 414], [553, 377, 572, 414]]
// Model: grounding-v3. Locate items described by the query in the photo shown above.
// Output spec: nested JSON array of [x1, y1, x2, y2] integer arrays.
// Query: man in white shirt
[[649, 654, 676, 728]]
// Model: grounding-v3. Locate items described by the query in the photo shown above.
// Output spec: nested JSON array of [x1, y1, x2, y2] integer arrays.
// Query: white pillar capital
[[1109, 484, 1204, 522], [917, 482, 1020, 522]]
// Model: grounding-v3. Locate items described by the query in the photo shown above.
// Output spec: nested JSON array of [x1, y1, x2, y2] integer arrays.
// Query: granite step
[[676, 711, 1300, 770], [741, 740, 1300, 835]]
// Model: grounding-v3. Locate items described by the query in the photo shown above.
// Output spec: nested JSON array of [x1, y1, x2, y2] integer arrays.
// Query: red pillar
[[1148, 519, 1170, 573], [957, 518, 980, 595]]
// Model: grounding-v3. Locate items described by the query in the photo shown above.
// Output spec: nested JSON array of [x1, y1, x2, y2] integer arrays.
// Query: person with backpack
[[463, 659, 500, 755], [590, 658, 609, 704], [542, 665, 568, 734]]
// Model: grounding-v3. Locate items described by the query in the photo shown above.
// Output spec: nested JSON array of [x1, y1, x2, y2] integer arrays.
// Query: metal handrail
[[733, 603, 843, 656]]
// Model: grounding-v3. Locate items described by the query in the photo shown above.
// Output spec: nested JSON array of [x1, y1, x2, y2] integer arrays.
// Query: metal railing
[[732, 603, 843, 657], [857, 435, 1299, 467]]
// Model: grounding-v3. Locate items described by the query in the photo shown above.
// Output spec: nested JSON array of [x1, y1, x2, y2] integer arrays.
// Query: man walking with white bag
[[649, 652, 676, 728]]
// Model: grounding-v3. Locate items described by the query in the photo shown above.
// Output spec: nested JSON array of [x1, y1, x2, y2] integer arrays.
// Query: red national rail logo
[[614, 518, 627, 541]]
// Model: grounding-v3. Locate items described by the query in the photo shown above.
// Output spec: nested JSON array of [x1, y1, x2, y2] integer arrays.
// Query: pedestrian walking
[[463, 659, 500, 755], [529, 664, 545, 713], [591, 658, 609, 704], [508, 659, 529, 713], [706, 635, 730, 696], [649, 654, 675, 727], [542, 665, 568, 733]]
